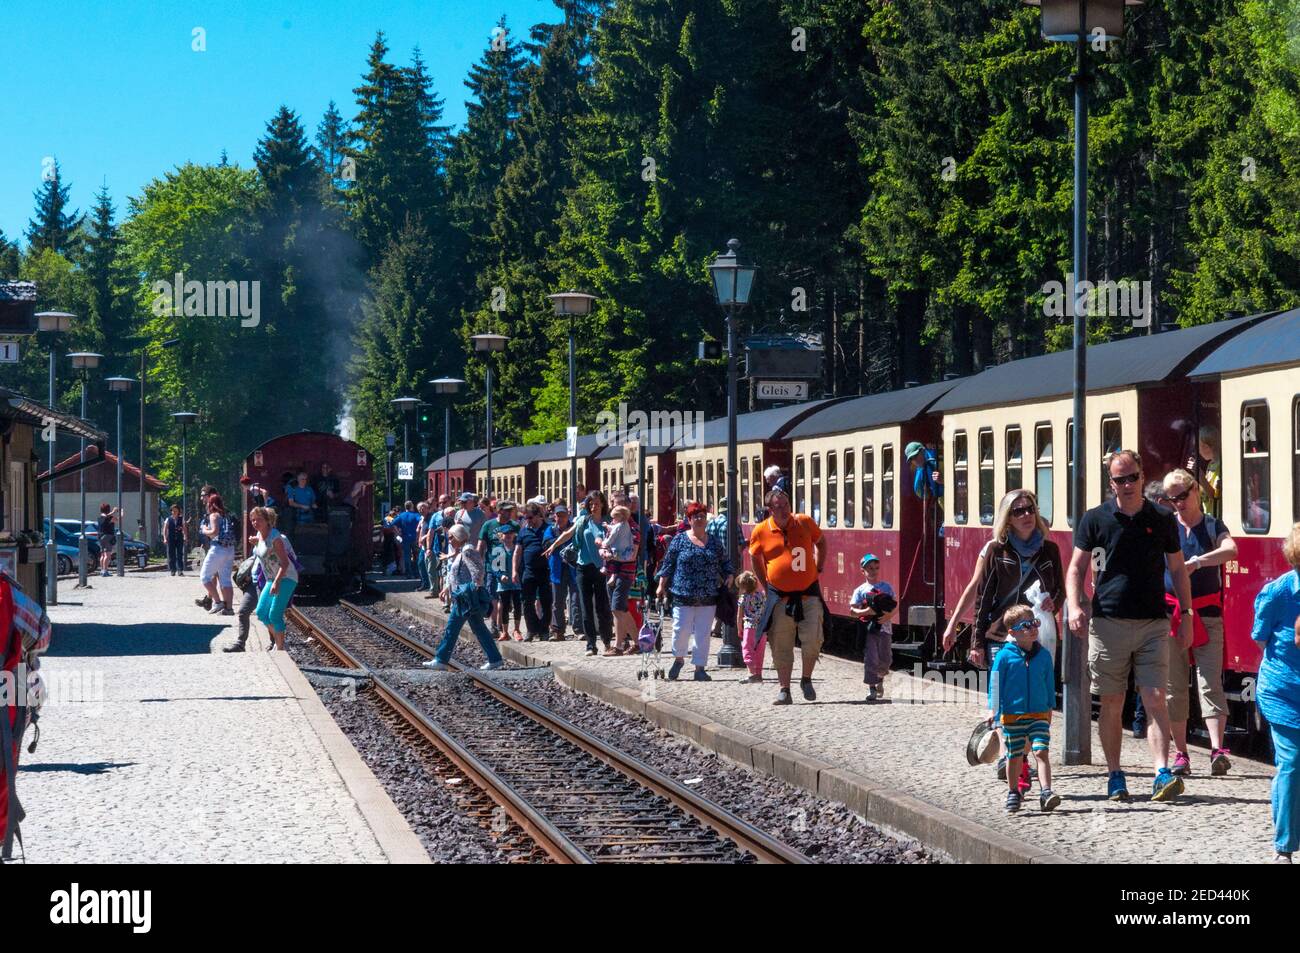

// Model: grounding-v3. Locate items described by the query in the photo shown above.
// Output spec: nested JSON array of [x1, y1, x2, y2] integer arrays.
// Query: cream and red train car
[[933, 315, 1265, 657], [782, 381, 958, 637], [594, 441, 676, 525], [1189, 307, 1300, 710], [427, 449, 485, 500], [530, 434, 603, 506]]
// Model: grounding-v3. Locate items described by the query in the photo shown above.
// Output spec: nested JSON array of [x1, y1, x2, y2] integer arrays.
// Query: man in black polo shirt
[[513, 502, 554, 643], [1066, 449, 1193, 804]]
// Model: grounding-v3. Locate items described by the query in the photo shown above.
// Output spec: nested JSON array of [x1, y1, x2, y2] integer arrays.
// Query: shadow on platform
[[19, 761, 138, 775], [139, 695, 292, 703], [46, 622, 228, 657]]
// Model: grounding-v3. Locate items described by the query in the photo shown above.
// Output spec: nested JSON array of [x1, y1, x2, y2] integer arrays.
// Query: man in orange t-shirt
[[748, 488, 827, 705]]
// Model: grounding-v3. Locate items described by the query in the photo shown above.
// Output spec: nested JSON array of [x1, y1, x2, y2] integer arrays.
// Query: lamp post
[[390, 397, 420, 503], [36, 311, 73, 604], [708, 239, 757, 668], [68, 352, 104, 587], [1025, 0, 1139, 766], [107, 378, 135, 576], [384, 432, 396, 515], [548, 292, 597, 504], [471, 333, 509, 501], [171, 412, 198, 557], [430, 378, 466, 499], [142, 338, 181, 547]]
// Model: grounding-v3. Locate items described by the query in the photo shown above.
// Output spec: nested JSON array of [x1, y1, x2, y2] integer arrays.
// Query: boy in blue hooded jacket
[[989, 604, 1061, 814]]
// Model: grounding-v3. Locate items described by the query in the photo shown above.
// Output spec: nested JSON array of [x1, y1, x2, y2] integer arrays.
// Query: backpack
[[2, 574, 50, 861], [216, 514, 237, 548]]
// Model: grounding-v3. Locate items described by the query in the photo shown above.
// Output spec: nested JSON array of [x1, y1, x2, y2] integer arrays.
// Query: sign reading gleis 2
[[755, 380, 808, 401]]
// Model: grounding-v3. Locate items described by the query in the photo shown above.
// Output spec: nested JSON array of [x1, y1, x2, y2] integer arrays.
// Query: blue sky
[[2, 0, 558, 244]]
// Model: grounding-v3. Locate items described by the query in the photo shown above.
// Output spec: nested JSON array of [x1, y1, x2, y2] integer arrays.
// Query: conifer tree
[[27, 158, 84, 255]]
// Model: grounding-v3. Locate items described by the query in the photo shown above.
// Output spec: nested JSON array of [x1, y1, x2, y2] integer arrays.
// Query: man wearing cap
[[456, 492, 486, 541], [748, 487, 827, 705], [849, 553, 897, 703], [904, 441, 942, 501]]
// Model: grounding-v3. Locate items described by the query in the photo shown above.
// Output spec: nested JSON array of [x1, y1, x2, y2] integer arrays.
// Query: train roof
[[246, 430, 371, 457], [785, 379, 961, 439], [426, 449, 488, 471], [527, 433, 605, 462], [488, 443, 549, 468], [930, 314, 1266, 413], [687, 398, 846, 449], [1189, 307, 1300, 377]]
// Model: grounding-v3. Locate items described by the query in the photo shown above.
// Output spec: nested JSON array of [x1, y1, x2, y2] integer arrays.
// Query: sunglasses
[[1009, 618, 1041, 632], [1110, 472, 1141, 486], [1164, 489, 1192, 503], [1010, 504, 1036, 518]]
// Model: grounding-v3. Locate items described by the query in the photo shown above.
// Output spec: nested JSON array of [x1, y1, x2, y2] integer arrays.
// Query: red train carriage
[[783, 381, 959, 650], [241, 431, 374, 593], [595, 441, 676, 525], [1190, 307, 1300, 724], [427, 449, 485, 501]]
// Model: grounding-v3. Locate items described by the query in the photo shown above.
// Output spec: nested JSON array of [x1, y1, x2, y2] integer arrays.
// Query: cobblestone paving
[[17, 574, 388, 863], [382, 589, 1277, 864]]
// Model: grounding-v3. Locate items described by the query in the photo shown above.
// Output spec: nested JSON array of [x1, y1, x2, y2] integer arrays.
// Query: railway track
[[286, 600, 811, 864]]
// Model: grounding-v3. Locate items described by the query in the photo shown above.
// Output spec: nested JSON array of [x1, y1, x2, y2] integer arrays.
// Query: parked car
[[44, 519, 100, 575]]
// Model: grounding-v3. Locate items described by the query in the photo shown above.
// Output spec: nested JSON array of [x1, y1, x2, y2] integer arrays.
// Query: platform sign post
[[397, 461, 414, 483], [0, 341, 19, 363]]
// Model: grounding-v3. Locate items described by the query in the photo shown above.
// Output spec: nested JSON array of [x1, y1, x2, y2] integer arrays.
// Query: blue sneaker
[[667, 659, 684, 681], [1107, 770, 1129, 802], [1152, 767, 1184, 802]]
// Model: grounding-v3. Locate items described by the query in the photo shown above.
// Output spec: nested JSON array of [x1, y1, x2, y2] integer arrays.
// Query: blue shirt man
[[393, 504, 423, 577], [904, 442, 942, 501]]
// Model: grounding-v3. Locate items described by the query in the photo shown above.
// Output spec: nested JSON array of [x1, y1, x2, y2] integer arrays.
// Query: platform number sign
[[398, 462, 414, 482], [0, 341, 18, 363]]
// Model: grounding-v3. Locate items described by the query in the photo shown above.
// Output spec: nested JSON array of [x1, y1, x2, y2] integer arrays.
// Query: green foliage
[[26, 159, 84, 256]]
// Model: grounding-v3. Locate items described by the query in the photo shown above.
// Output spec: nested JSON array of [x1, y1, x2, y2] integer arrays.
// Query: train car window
[[795, 455, 806, 515], [953, 431, 969, 524], [827, 451, 838, 527], [741, 458, 750, 523], [1100, 416, 1122, 504], [811, 453, 822, 524], [881, 445, 894, 529], [695, 461, 703, 506], [1293, 396, 1300, 526], [1242, 400, 1271, 533], [1005, 426, 1023, 492], [676, 463, 685, 506], [843, 447, 855, 528], [645, 465, 655, 522], [1035, 424, 1054, 526], [1066, 419, 1075, 527], [978, 428, 994, 525], [706, 459, 715, 509], [862, 447, 874, 528]]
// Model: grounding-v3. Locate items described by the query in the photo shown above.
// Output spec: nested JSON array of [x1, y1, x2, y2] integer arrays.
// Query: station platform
[[17, 573, 426, 864], [377, 583, 1279, 865]]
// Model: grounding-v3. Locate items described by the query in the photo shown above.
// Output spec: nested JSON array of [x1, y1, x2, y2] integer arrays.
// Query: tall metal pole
[[1063, 12, 1092, 766], [46, 344, 57, 604], [402, 413, 411, 503], [718, 302, 742, 667], [485, 362, 494, 499], [568, 315, 577, 503], [77, 375, 89, 587], [139, 350, 146, 543], [443, 404, 451, 498], [180, 425, 188, 546], [116, 395, 125, 576]]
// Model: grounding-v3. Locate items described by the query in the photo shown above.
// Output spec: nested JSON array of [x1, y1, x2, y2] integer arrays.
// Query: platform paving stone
[[381, 586, 1278, 864], [17, 573, 414, 863]]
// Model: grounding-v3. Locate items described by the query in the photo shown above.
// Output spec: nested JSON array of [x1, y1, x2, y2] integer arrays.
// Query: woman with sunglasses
[[1159, 469, 1237, 777], [544, 490, 615, 656], [655, 501, 735, 681]]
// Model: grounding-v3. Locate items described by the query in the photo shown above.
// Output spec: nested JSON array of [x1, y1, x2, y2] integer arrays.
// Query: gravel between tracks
[[382, 602, 939, 864]]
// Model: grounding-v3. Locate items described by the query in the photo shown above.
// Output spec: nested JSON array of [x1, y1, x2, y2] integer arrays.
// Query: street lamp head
[[385, 432, 397, 450], [471, 333, 510, 353], [35, 311, 74, 333], [171, 411, 199, 426], [547, 291, 597, 317], [1023, 0, 1140, 43], [67, 351, 104, 371], [429, 377, 466, 395], [390, 396, 420, 412], [105, 376, 136, 393], [708, 238, 757, 308]]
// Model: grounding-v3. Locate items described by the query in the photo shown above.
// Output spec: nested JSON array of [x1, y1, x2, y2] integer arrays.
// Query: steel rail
[[285, 605, 591, 864], [338, 599, 812, 865]]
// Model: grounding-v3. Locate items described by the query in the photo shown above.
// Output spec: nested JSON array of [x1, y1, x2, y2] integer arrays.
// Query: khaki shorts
[[767, 596, 824, 670], [1088, 616, 1169, 697], [1166, 614, 1228, 723]]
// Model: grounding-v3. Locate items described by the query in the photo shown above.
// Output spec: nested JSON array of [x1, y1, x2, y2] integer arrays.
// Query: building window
[[1035, 424, 1054, 526], [1100, 415, 1123, 503], [811, 453, 822, 524], [843, 447, 855, 528], [795, 455, 806, 514], [978, 428, 994, 525], [1005, 426, 1023, 493], [881, 445, 894, 529], [862, 447, 874, 529], [827, 451, 838, 527], [953, 431, 968, 524], [1242, 401, 1271, 533]]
